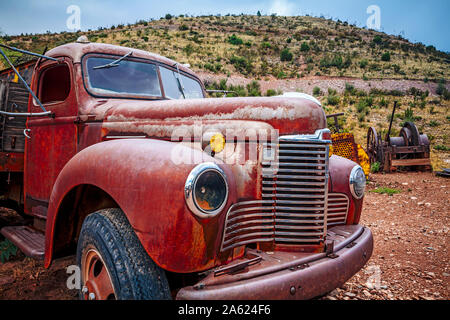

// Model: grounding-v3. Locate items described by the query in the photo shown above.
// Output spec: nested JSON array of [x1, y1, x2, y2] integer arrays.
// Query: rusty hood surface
[[85, 96, 326, 138]]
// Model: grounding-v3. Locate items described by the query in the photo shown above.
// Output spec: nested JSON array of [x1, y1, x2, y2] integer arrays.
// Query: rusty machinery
[[366, 101, 431, 173], [327, 113, 370, 177]]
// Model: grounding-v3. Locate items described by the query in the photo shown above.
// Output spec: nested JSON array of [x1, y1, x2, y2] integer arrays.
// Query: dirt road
[[0, 172, 448, 300]]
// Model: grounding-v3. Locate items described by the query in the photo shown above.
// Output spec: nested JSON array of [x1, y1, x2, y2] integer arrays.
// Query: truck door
[[24, 58, 78, 218]]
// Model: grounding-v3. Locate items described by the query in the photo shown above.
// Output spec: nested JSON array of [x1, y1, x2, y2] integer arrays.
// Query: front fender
[[329, 155, 364, 225], [45, 139, 237, 272]]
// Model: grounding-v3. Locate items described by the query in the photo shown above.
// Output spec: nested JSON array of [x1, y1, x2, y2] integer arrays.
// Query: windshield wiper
[[93, 51, 133, 70], [173, 62, 186, 99]]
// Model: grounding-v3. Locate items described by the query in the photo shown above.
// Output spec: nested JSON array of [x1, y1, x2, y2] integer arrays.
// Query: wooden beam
[[391, 158, 431, 167]]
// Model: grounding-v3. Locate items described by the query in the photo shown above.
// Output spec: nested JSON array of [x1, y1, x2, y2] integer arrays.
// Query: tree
[[257, 10, 262, 17]]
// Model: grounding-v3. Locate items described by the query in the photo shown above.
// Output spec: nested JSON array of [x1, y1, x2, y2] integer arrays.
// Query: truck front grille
[[327, 193, 349, 226], [221, 129, 343, 252]]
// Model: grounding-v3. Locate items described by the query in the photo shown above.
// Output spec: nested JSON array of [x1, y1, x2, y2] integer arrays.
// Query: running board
[[1, 226, 45, 260]]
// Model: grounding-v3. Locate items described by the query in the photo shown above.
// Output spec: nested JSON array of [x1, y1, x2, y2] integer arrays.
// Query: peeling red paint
[[0, 42, 368, 287]]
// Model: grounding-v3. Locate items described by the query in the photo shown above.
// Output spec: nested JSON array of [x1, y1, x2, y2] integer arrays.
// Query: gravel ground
[[0, 172, 448, 300], [322, 172, 449, 300]]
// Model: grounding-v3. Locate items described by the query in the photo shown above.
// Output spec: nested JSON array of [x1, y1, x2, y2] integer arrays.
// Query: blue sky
[[1, 0, 449, 52]]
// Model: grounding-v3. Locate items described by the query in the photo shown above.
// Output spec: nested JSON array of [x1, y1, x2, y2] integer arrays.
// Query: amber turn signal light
[[210, 133, 226, 154]]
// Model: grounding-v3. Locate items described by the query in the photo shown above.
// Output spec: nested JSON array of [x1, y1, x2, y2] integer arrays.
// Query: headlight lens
[[185, 163, 228, 218], [349, 166, 366, 199]]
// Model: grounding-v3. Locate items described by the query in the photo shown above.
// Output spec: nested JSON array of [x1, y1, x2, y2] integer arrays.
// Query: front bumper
[[176, 225, 373, 300]]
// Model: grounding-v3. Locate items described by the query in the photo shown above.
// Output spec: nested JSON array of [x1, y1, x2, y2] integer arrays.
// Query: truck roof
[[45, 41, 195, 76]]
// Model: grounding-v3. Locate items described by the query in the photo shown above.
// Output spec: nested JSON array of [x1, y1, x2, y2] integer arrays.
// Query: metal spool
[[389, 136, 406, 147], [402, 122, 420, 146], [419, 134, 430, 147], [399, 127, 412, 146]]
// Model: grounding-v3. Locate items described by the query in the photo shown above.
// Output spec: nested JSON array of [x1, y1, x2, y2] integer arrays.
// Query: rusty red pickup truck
[[0, 38, 372, 300]]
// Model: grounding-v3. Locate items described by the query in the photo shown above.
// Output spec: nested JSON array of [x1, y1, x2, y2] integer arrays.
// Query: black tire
[[76, 208, 171, 300]]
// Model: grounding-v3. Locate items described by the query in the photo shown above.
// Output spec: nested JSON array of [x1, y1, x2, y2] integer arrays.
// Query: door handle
[[24, 129, 31, 139]]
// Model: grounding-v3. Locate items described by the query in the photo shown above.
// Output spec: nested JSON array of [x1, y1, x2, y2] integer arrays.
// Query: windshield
[[86, 57, 162, 98], [159, 66, 204, 99]]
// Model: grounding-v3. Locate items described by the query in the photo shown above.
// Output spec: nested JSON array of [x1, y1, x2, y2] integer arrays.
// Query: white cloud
[[269, 0, 295, 16]]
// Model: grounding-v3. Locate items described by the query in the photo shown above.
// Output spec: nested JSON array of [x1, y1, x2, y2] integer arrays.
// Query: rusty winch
[[366, 102, 432, 172]]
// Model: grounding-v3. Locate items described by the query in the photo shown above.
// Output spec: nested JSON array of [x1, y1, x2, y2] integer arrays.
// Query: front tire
[[76, 208, 171, 300]]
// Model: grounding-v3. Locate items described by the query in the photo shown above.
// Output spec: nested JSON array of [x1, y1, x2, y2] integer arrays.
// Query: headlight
[[349, 166, 366, 199], [184, 162, 228, 218]]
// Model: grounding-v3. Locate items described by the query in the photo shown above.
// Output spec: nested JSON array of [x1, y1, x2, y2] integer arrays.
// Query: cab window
[[39, 64, 71, 104], [85, 57, 161, 98], [159, 66, 204, 99]]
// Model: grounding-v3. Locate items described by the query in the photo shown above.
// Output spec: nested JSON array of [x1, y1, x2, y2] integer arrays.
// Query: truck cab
[[0, 38, 372, 300]]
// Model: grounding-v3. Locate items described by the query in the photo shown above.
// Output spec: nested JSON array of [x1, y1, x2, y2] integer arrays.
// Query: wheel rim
[[82, 248, 116, 300], [367, 127, 378, 164]]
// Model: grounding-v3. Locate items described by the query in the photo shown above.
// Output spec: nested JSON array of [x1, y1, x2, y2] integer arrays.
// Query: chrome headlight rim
[[184, 162, 228, 219], [349, 165, 366, 199]]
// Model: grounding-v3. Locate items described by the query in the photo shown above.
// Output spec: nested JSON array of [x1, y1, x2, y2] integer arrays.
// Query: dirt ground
[[0, 172, 448, 300]]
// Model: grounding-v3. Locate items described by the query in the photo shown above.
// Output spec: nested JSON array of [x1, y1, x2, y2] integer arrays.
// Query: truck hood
[[87, 96, 326, 138]]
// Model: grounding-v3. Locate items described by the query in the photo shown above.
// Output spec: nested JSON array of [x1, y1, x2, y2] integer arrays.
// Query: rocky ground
[[0, 172, 448, 300], [322, 172, 449, 300]]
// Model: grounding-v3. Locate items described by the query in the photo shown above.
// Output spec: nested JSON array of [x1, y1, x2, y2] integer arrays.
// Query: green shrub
[[403, 107, 415, 122], [261, 42, 272, 49], [300, 42, 310, 52], [179, 24, 189, 31], [0, 239, 18, 263], [371, 162, 381, 173], [280, 48, 293, 61], [345, 83, 356, 95], [277, 70, 287, 79], [381, 52, 391, 62], [228, 34, 243, 45], [434, 145, 450, 152], [183, 44, 194, 56], [370, 187, 401, 196], [358, 113, 366, 122], [320, 54, 344, 69], [436, 83, 446, 95], [230, 55, 253, 74], [373, 35, 383, 45], [266, 89, 277, 96], [360, 59, 368, 68], [428, 120, 439, 127], [327, 95, 340, 106], [247, 80, 261, 96], [313, 86, 322, 96], [356, 99, 368, 113]]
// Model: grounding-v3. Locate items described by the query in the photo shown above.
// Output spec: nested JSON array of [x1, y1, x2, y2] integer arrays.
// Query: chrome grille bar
[[220, 129, 346, 252]]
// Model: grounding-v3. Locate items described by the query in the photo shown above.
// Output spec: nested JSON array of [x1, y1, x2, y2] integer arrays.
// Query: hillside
[[1, 14, 449, 80], [0, 14, 449, 169]]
